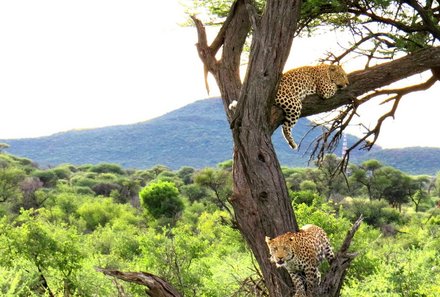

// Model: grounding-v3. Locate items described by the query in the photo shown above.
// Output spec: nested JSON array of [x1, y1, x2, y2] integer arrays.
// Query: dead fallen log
[[95, 268, 182, 297]]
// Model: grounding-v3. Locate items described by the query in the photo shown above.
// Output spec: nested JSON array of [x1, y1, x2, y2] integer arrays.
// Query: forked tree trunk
[[195, 1, 304, 295], [194, 0, 361, 296], [96, 268, 182, 297]]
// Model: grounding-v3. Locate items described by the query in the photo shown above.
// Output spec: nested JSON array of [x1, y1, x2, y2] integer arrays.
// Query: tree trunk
[[218, 1, 303, 295], [192, 0, 367, 296]]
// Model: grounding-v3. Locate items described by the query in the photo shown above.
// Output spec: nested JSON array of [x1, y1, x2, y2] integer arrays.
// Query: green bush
[[89, 163, 124, 175], [139, 181, 184, 219], [290, 190, 324, 206], [341, 198, 404, 227], [33, 170, 58, 187]]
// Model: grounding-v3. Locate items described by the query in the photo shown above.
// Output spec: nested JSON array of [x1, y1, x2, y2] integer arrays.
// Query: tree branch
[[317, 215, 363, 297], [190, 15, 218, 94], [96, 268, 182, 297], [269, 45, 440, 135], [191, 0, 250, 119], [403, 0, 440, 39]]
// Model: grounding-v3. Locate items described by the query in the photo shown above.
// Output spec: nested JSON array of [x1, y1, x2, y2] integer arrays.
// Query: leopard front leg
[[304, 266, 320, 297], [289, 272, 307, 297]]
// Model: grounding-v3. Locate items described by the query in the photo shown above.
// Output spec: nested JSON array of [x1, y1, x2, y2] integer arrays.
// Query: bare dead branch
[[308, 72, 438, 173], [317, 215, 363, 297], [321, 33, 396, 64], [96, 268, 182, 297]]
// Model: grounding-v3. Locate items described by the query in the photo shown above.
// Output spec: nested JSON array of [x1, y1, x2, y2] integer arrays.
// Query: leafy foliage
[[0, 152, 439, 296], [139, 181, 184, 219]]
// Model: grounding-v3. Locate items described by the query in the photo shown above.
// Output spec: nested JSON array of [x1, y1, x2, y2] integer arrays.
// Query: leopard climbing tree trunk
[[192, 0, 367, 296]]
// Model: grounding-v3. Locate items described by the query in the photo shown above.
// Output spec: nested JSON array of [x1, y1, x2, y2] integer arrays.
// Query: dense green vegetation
[[0, 152, 439, 296]]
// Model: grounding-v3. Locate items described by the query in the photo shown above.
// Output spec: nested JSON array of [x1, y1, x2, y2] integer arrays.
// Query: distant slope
[[2, 98, 355, 169], [358, 147, 440, 175], [2, 98, 438, 175]]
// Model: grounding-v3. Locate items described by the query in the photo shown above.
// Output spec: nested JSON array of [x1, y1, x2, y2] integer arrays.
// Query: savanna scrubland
[[1, 152, 439, 296]]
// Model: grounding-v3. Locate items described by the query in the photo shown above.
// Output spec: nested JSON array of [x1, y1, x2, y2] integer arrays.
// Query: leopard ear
[[329, 64, 338, 71], [265, 236, 271, 243]]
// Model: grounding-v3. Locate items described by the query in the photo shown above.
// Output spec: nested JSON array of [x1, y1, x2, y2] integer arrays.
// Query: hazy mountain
[[357, 147, 440, 176], [2, 98, 439, 175]]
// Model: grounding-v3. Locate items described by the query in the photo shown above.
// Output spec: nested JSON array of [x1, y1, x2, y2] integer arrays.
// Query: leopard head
[[265, 234, 294, 267], [328, 65, 349, 88]]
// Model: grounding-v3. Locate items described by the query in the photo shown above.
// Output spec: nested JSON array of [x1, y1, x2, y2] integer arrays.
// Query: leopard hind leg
[[282, 122, 297, 150], [324, 242, 335, 263]]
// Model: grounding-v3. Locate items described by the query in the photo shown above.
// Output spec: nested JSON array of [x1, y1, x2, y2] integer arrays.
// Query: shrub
[[341, 198, 404, 227], [290, 190, 324, 206], [89, 163, 124, 175], [139, 181, 184, 219]]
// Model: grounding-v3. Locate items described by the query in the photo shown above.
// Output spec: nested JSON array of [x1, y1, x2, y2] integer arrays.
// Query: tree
[[350, 159, 384, 201], [407, 175, 431, 212], [139, 181, 184, 220], [0, 166, 24, 203], [379, 167, 411, 212], [194, 167, 233, 216], [0, 143, 9, 153], [19, 177, 44, 210], [0, 210, 84, 297], [435, 172, 440, 197], [190, 1, 365, 296], [177, 166, 196, 185], [315, 154, 348, 201]]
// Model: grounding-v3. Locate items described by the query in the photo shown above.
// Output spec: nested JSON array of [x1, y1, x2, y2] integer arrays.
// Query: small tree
[[0, 166, 25, 203], [0, 143, 9, 153], [351, 160, 384, 201], [139, 181, 184, 219], [379, 167, 411, 212], [194, 168, 233, 216], [407, 176, 431, 212], [316, 154, 348, 201]]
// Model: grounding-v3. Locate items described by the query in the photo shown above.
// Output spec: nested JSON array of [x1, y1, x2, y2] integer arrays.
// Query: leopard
[[276, 64, 349, 150], [228, 64, 349, 150], [265, 224, 334, 297]]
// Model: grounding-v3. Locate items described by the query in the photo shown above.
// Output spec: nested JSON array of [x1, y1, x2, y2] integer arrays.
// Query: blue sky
[[1, 0, 439, 149]]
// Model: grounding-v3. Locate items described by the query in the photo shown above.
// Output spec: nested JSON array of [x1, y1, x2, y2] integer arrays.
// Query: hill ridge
[[2, 98, 439, 175]]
